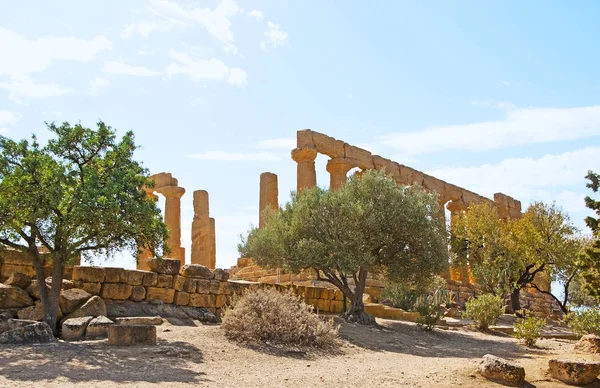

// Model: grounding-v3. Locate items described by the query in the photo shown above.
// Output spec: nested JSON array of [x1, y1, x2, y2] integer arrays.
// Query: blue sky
[[1, 1, 599, 270]]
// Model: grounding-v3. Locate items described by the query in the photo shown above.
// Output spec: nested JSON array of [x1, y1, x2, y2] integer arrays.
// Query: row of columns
[[191, 190, 216, 269]]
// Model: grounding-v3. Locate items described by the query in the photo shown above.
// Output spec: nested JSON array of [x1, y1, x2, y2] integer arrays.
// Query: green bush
[[415, 296, 443, 331], [514, 315, 546, 346], [381, 283, 421, 310], [221, 288, 338, 348], [567, 308, 600, 336], [463, 294, 503, 330]]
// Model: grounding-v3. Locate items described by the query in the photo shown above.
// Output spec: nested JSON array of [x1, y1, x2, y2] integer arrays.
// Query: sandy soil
[[1, 318, 599, 387]]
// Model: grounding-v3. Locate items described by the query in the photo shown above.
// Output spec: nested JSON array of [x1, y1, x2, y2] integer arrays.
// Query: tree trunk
[[342, 268, 376, 325], [45, 255, 64, 334], [510, 287, 523, 317]]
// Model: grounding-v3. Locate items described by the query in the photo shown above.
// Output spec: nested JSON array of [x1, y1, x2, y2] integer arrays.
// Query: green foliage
[[578, 171, 600, 302], [221, 288, 338, 348], [567, 308, 600, 337], [415, 295, 444, 331], [514, 314, 546, 346], [464, 294, 504, 330], [239, 170, 448, 322], [382, 283, 421, 311]]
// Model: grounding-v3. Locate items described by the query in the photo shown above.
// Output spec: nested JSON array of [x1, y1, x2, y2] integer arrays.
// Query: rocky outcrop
[[61, 316, 93, 341], [0, 321, 55, 344], [0, 284, 34, 308], [478, 354, 525, 386], [548, 359, 600, 385], [575, 334, 600, 354]]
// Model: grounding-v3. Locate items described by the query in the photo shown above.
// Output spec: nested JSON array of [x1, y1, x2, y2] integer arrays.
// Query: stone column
[[326, 158, 353, 191], [209, 217, 216, 269], [159, 186, 186, 263], [191, 190, 211, 267], [137, 192, 159, 271], [291, 147, 317, 192], [259, 172, 279, 228]]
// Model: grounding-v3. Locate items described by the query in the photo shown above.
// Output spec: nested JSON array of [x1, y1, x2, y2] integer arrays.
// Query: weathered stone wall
[[0, 249, 79, 283]]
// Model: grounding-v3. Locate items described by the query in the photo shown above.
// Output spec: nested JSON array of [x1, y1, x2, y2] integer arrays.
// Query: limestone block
[[175, 291, 190, 306], [147, 258, 181, 275], [5, 272, 32, 289], [317, 299, 331, 312], [445, 184, 464, 202], [1, 264, 36, 278], [17, 302, 44, 321], [0, 321, 55, 344], [291, 147, 318, 192], [196, 279, 211, 294], [0, 250, 35, 266], [142, 271, 158, 287], [115, 316, 163, 325], [130, 286, 146, 302], [73, 266, 105, 283], [372, 155, 399, 177], [312, 131, 344, 158], [0, 283, 34, 309], [59, 288, 91, 315], [342, 143, 373, 170], [259, 173, 279, 229], [77, 282, 102, 296], [180, 264, 214, 279], [28, 278, 76, 300], [191, 190, 211, 267], [548, 359, 600, 385], [218, 282, 232, 295], [213, 268, 229, 281], [62, 316, 93, 341], [86, 316, 114, 338], [478, 354, 525, 385], [146, 287, 175, 304], [422, 175, 447, 197], [215, 295, 227, 308], [189, 294, 216, 308], [104, 267, 127, 283], [100, 283, 133, 301], [65, 295, 106, 320], [209, 280, 221, 294], [296, 129, 314, 148], [126, 270, 149, 286], [108, 325, 156, 346], [575, 334, 600, 353], [398, 165, 424, 185], [156, 274, 174, 288]]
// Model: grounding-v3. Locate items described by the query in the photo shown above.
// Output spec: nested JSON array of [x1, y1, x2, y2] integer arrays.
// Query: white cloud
[[166, 50, 247, 86], [380, 105, 600, 155], [223, 44, 238, 55], [0, 128, 7, 135], [0, 110, 22, 126], [470, 100, 515, 109], [0, 77, 72, 102], [122, 0, 241, 55], [103, 60, 161, 77], [186, 151, 282, 162], [257, 138, 295, 149], [427, 146, 600, 219], [0, 27, 111, 78], [87, 77, 109, 96], [260, 22, 288, 51], [248, 10, 264, 22], [502, 81, 511, 86]]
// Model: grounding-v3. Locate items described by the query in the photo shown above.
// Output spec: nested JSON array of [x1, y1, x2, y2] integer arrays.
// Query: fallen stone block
[[548, 359, 600, 385], [86, 316, 114, 338], [478, 354, 525, 386], [5, 273, 32, 289], [17, 302, 44, 321], [108, 324, 156, 345], [0, 321, 55, 344], [147, 258, 181, 275], [59, 288, 92, 315], [213, 268, 229, 281], [575, 334, 600, 354], [61, 316, 93, 341], [180, 264, 214, 279], [65, 295, 106, 320], [115, 316, 163, 325], [0, 284, 34, 308]]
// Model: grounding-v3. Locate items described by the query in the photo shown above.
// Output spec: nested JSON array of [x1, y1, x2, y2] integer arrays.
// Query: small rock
[[548, 359, 600, 385], [59, 288, 92, 315], [179, 264, 214, 279], [0, 321, 55, 344], [65, 295, 106, 320], [61, 316, 93, 341], [478, 354, 525, 385], [5, 273, 32, 289], [0, 284, 34, 308], [575, 334, 600, 354], [115, 316, 163, 325], [85, 316, 114, 338], [147, 258, 181, 275]]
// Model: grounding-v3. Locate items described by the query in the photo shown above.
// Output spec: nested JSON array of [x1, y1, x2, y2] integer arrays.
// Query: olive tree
[[0, 121, 168, 332], [239, 170, 448, 324]]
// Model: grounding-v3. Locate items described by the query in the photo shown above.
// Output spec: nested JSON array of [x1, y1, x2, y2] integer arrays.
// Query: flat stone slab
[[86, 316, 114, 338], [548, 359, 600, 385], [108, 325, 156, 346], [0, 321, 56, 344], [478, 354, 525, 385], [179, 264, 214, 279], [115, 316, 163, 325], [62, 316, 93, 341]]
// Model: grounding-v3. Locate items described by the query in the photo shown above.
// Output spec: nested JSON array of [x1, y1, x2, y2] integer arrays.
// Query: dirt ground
[[1, 318, 599, 387]]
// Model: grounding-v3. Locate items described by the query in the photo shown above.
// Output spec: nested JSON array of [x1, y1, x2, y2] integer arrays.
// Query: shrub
[[382, 283, 421, 310], [415, 295, 443, 331], [221, 287, 339, 348], [463, 294, 503, 330], [514, 314, 546, 346], [567, 308, 600, 336]]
